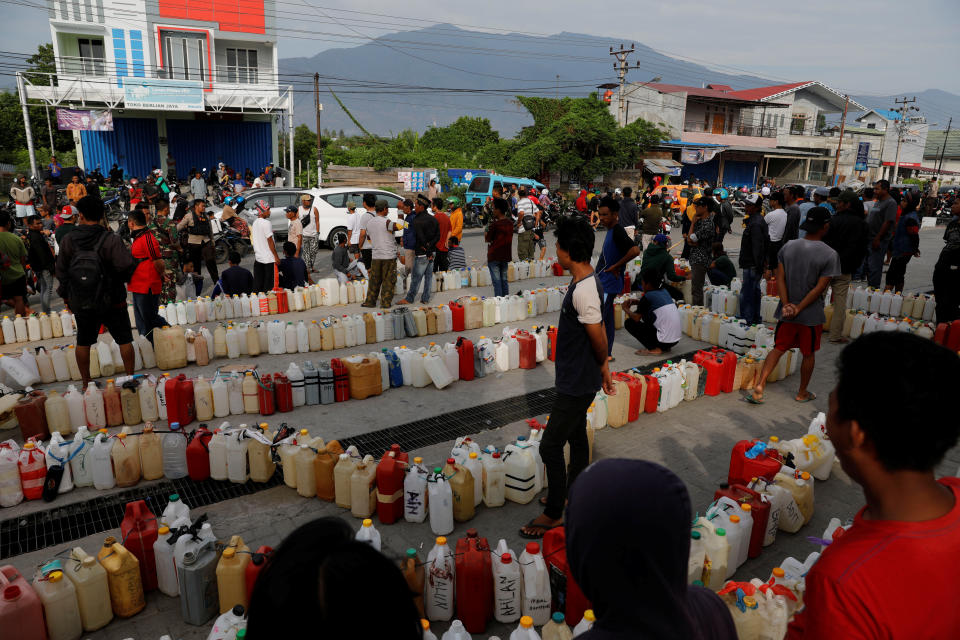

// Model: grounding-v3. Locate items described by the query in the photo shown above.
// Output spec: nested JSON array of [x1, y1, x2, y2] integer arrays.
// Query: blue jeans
[[36, 269, 53, 314], [866, 246, 885, 288], [601, 292, 616, 356], [488, 261, 509, 297], [739, 267, 762, 325], [132, 292, 168, 340], [405, 255, 433, 303]]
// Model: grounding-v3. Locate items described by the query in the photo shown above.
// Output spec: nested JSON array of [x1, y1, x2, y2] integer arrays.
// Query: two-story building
[[855, 110, 931, 183], [615, 80, 872, 187], [18, 0, 292, 181]]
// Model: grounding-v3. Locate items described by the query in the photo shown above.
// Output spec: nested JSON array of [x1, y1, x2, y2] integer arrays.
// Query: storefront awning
[[644, 158, 683, 174]]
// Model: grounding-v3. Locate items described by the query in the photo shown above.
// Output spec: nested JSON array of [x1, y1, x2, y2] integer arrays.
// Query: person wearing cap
[[746, 207, 839, 405], [54, 205, 77, 245], [343, 200, 363, 263], [360, 200, 400, 308], [823, 191, 868, 343], [638, 233, 687, 301], [799, 186, 834, 240], [355, 193, 378, 270], [284, 205, 303, 258], [299, 193, 320, 272], [786, 332, 960, 640], [596, 196, 640, 360], [250, 199, 280, 293], [190, 171, 206, 202], [176, 199, 219, 293], [447, 196, 463, 245], [686, 197, 717, 306], [398, 195, 439, 305], [737, 193, 769, 325]]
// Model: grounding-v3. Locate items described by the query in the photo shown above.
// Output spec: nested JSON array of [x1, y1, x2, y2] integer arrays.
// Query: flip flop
[[740, 391, 764, 405], [796, 392, 817, 403], [519, 519, 562, 540]]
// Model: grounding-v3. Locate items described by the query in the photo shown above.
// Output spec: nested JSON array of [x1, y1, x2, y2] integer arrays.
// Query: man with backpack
[[55, 195, 136, 387], [516, 188, 538, 261]]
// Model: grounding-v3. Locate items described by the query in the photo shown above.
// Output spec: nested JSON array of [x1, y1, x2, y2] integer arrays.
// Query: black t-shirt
[[279, 257, 308, 289], [220, 265, 253, 295], [142, 183, 160, 202], [618, 198, 639, 228]]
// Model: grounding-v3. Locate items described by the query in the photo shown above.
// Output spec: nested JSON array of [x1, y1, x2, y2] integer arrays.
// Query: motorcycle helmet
[[542, 188, 549, 196], [129, 177, 139, 185], [445, 196, 460, 205], [223, 196, 235, 206], [713, 188, 729, 200]]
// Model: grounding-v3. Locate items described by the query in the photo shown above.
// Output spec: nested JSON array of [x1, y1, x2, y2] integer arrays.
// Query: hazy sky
[[6, 0, 958, 95]]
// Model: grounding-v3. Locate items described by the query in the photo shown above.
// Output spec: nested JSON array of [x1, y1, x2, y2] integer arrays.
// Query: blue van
[[465, 173, 546, 208]]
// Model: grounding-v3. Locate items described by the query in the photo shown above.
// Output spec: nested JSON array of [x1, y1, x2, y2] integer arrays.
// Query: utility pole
[[314, 73, 323, 188], [555, 74, 559, 100], [891, 96, 917, 182], [610, 44, 635, 127], [935, 116, 952, 191], [44, 105, 54, 154], [15, 72, 38, 180], [830, 95, 850, 186]]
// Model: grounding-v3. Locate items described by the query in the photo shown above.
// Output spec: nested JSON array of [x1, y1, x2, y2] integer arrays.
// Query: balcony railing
[[682, 121, 777, 138], [59, 55, 107, 77], [215, 65, 262, 85]]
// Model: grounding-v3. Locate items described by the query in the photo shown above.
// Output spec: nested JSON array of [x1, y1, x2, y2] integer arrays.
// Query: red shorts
[[774, 321, 822, 356]]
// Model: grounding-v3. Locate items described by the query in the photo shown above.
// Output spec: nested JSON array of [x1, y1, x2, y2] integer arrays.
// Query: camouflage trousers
[[364, 258, 397, 308], [160, 258, 178, 304]]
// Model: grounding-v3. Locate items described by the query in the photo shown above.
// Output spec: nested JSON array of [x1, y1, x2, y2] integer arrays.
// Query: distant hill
[[282, 24, 960, 137]]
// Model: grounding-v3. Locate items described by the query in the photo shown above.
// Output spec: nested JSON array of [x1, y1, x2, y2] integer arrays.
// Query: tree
[[421, 116, 499, 157], [25, 44, 57, 86]]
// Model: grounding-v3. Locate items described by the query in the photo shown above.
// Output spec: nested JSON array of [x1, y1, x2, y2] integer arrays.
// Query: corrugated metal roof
[[726, 81, 812, 101], [924, 129, 960, 159]]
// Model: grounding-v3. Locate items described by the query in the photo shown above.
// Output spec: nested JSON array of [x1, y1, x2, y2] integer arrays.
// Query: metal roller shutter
[[166, 119, 272, 178], [80, 117, 159, 180]]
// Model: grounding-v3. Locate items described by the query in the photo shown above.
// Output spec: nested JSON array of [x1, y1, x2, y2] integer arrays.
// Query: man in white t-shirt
[[253, 173, 266, 189], [250, 199, 280, 292], [345, 200, 362, 259]]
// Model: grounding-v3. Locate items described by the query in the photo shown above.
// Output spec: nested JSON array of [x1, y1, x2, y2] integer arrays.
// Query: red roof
[[646, 82, 749, 101], [726, 81, 812, 101]]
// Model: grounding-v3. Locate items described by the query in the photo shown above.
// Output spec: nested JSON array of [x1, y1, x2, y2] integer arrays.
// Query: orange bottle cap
[[222, 548, 236, 559], [772, 567, 785, 578], [741, 503, 752, 512], [436, 536, 447, 546]]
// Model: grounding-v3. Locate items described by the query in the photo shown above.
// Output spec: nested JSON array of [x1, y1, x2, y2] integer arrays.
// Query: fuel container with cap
[[216, 535, 250, 614], [376, 444, 408, 524], [120, 500, 159, 592], [97, 536, 145, 617], [32, 566, 82, 640], [65, 547, 112, 631], [425, 536, 456, 622], [728, 440, 782, 487]]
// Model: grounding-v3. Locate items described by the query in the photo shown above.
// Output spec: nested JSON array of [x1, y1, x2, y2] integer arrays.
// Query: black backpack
[[522, 212, 536, 231], [68, 230, 110, 311]]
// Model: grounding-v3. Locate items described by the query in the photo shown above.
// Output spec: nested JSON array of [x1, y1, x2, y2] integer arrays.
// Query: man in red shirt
[[431, 197, 451, 274], [127, 208, 168, 341], [788, 331, 960, 639]]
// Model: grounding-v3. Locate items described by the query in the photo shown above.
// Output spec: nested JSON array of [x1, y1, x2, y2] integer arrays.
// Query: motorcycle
[[103, 185, 129, 222], [213, 223, 251, 264]]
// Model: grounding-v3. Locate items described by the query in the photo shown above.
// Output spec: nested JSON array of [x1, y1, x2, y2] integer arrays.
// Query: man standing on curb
[[824, 191, 868, 343], [399, 195, 439, 305], [737, 193, 769, 325], [866, 179, 897, 288], [250, 199, 280, 292], [360, 200, 400, 309], [516, 188, 538, 261], [746, 207, 839, 405], [520, 216, 614, 539]]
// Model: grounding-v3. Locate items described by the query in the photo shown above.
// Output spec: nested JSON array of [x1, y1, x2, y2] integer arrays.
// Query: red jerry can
[[277, 289, 289, 314], [245, 545, 273, 605], [934, 322, 949, 345], [258, 374, 275, 416], [274, 375, 293, 413], [947, 320, 960, 352], [166, 374, 195, 428], [456, 337, 475, 381], [612, 372, 641, 422], [455, 529, 493, 633], [715, 350, 737, 393], [714, 484, 770, 559], [0, 565, 46, 640], [516, 331, 537, 370], [551, 261, 564, 277], [728, 440, 782, 487], [621, 273, 631, 295], [766, 277, 779, 297], [330, 359, 350, 402], [698, 352, 724, 396], [186, 426, 213, 481], [376, 444, 408, 524], [543, 527, 592, 625], [642, 375, 659, 414], [547, 326, 558, 362], [449, 302, 465, 332], [120, 500, 159, 592]]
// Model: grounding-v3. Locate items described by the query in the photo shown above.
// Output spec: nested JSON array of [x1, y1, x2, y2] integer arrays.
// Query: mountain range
[[282, 24, 959, 137]]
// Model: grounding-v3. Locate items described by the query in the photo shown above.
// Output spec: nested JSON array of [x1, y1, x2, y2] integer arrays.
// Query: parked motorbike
[[214, 225, 250, 264]]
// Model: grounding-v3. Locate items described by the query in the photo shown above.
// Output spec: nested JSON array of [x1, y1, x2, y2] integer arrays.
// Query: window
[[270, 193, 298, 208], [320, 193, 346, 207], [866, 123, 876, 129], [379, 194, 402, 209], [790, 114, 808, 135], [161, 31, 207, 82], [468, 176, 490, 193], [225, 48, 259, 84], [77, 38, 105, 75]]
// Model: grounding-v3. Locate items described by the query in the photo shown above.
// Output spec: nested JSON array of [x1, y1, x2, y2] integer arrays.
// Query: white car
[[237, 186, 405, 247]]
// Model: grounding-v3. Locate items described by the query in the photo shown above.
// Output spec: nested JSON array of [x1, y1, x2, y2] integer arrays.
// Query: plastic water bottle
[[356, 518, 381, 551], [163, 422, 189, 479], [572, 610, 595, 637]]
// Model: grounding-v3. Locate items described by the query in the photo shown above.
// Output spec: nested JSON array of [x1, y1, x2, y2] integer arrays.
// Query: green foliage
[[421, 117, 499, 157]]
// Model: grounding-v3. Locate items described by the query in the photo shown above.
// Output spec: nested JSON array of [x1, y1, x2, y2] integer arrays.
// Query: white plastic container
[[503, 443, 537, 504], [209, 429, 228, 481], [33, 568, 83, 640], [404, 457, 429, 523], [519, 542, 551, 626], [428, 468, 454, 535], [355, 518, 382, 551], [492, 539, 522, 624], [154, 526, 179, 596], [481, 452, 506, 507], [425, 536, 456, 622], [90, 432, 115, 490], [227, 430, 250, 484], [0, 440, 23, 507], [163, 422, 189, 479], [44, 431, 75, 494]]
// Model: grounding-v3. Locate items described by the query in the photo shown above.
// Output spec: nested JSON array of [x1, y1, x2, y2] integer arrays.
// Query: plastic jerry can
[[163, 421, 189, 479], [334, 449, 359, 509], [120, 500, 159, 592], [376, 444, 408, 524], [247, 425, 275, 483], [425, 537, 456, 622], [245, 546, 272, 605], [344, 356, 382, 400], [482, 452, 506, 508], [0, 442, 23, 507], [516, 330, 537, 369], [428, 467, 455, 535], [294, 444, 317, 498], [383, 349, 403, 388], [273, 375, 293, 413], [216, 536, 250, 613], [713, 484, 770, 558], [65, 547, 112, 631], [18, 441, 46, 500], [502, 445, 536, 505], [185, 426, 213, 482], [443, 458, 475, 522], [165, 374, 195, 428], [44, 431, 74, 495], [177, 538, 219, 625], [356, 518, 382, 551], [16, 390, 49, 442], [111, 431, 141, 487], [330, 359, 350, 402], [97, 536, 145, 617], [424, 350, 455, 389], [542, 528, 591, 627], [455, 529, 494, 633], [727, 440, 782, 487], [612, 373, 641, 422], [208, 429, 228, 481], [154, 527, 179, 597], [257, 374, 275, 415], [605, 379, 629, 428], [492, 540, 522, 624], [404, 457, 430, 523], [402, 549, 425, 617], [518, 542, 551, 626], [314, 440, 345, 501], [32, 567, 82, 640], [449, 301, 465, 331], [350, 455, 377, 518], [1, 565, 47, 640], [776, 470, 815, 525]]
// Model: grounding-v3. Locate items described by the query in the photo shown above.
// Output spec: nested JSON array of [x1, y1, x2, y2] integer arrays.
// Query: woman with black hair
[[246, 517, 421, 639], [686, 197, 716, 305]]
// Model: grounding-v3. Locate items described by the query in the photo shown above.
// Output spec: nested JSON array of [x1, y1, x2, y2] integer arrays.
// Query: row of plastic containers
[[847, 286, 936, 321], [0, 287, 568, 391], [0, 311, 75, 346]]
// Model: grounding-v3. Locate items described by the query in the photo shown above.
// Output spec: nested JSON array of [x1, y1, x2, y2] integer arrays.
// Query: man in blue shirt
[[622, 270, 683, 355], [47, 156, 62, 183], [399, 197, 417, 275], [596, 196, 639, 360]]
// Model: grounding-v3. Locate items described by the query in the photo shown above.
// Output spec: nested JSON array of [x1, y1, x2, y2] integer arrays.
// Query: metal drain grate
[[0, 349, 699, 559], [0, 474, 284, 560], [339, 350, 699, 456]]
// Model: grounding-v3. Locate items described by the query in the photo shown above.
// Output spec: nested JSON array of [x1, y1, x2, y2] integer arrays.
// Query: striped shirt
[[447, 246, 466, 270]]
